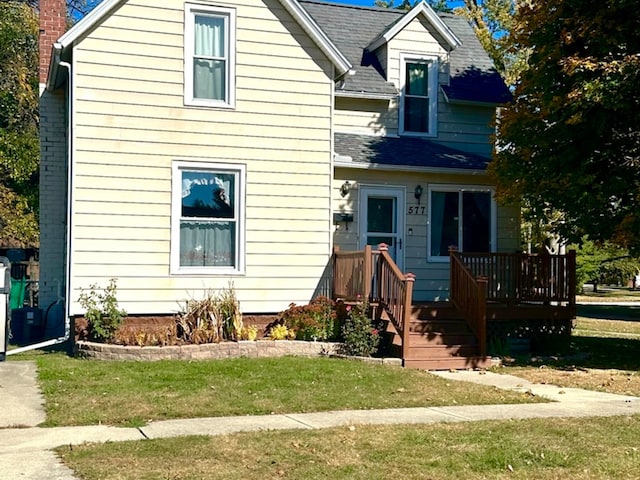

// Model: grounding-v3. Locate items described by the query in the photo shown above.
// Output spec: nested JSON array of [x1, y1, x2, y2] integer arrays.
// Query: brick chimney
[[39, 0, 67, 84]]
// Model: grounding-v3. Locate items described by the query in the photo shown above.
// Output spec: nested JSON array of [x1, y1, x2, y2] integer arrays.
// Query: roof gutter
[[334, 158, 487, 176], [8, 56, 73, 356]]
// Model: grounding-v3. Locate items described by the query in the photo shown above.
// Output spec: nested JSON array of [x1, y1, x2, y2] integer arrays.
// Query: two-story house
[[39, 0, 515, 333]]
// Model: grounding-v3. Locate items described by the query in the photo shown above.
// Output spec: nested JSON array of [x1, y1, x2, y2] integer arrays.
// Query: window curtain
[[194, 15, 225, 100], [430, 191, 458, 257], [407, 63, 428, 96], [180, 221, 235, 267]]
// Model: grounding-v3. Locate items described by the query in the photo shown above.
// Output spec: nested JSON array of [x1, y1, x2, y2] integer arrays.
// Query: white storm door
[[359, 186, 405, 270]]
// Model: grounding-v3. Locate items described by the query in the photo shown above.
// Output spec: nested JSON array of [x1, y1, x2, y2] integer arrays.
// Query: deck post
[[477, 275, 488, 357], [363, 245, 372, 300], [331, 246, 339, 300], [402, 273, 415, 363], [567, 250, 577, 318]]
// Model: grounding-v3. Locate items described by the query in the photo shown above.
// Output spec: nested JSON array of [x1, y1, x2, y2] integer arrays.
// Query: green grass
[[496, 305, 640, 396], [36, 354, 542, 428], [58, 416, 640, 479]]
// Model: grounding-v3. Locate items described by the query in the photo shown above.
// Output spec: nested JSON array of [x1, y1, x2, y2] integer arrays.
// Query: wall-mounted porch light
[[414, 184, 424, 204], [340, 181, 351, 198]]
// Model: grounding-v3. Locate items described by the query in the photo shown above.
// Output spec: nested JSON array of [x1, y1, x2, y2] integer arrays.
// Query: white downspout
[[8, 53, 73, 355]]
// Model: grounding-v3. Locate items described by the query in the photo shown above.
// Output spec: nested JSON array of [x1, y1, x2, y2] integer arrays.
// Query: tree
[[374, 0, 451, 12], [490, 0, 640, 254], [572, 238, 640, 292], [0, 1, 39, 247], [452, 0, 523, 84]]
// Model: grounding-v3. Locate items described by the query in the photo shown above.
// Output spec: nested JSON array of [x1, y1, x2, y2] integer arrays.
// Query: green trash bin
[[10, 277, 26, 311]]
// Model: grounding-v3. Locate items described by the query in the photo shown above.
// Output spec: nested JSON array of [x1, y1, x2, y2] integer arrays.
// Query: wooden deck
[[333, 246, 576, 370]]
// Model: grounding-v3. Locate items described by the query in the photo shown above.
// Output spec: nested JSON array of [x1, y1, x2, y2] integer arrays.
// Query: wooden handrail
[[332, 243, 415, 362], [450, 249, 487, 357]]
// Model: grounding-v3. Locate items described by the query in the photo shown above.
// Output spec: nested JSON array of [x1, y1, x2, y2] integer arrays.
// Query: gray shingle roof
[[335, 133, 490, 170], [299, 0, 510, 103]]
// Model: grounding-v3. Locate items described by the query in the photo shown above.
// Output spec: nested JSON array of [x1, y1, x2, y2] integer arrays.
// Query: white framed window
[[184, 3, 236, 108], [399, 54, 438, 136], [427, 185, 496, 262], [171, 161, 245, 274]]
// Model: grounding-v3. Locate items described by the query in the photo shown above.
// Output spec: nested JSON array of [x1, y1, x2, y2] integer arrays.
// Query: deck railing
[[457, 251, 576, 312], [333, 244, 414, 359], [450, 249, 577, 357], [450, 250, 487, 357]]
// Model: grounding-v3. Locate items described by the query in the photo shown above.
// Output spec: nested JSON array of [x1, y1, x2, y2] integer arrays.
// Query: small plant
[[269, 324, 290, 340], [175, 283, 243, 344], [239, 325, 258, 341], [338, 300, 380, 357], [218, 282, 243, 341], [78, 278, 127, 343], [280, 296, 339, 341]]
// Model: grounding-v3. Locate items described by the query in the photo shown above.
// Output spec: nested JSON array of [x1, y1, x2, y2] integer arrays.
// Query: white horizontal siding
[[67, 0, 335, 315]]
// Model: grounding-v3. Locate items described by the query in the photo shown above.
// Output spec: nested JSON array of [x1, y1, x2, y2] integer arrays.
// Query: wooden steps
[[383, 303, 492, 371]]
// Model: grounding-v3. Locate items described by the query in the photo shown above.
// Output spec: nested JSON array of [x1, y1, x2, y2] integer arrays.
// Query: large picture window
[[400, 54, 438, 136], [171, 161, 245, 274], [428, 186, 496, 261], [184, 4, 236, 108]]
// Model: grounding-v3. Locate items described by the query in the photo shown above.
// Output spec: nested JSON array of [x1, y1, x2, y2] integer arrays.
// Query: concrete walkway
[[1, 362, 639, 479]]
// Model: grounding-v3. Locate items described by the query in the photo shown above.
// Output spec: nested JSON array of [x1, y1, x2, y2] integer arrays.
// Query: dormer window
[[399, 54, 438, 136]]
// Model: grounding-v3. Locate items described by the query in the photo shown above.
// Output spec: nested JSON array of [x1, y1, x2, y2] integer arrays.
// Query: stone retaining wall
[[75, 340, 343, 361]]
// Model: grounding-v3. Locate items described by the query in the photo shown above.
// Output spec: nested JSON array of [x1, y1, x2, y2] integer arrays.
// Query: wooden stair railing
[[375, 244, 415, 361], [449, 248, 487, 357], [332, 244, 414, 361]]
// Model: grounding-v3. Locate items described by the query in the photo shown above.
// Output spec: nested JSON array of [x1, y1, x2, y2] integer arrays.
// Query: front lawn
[[36, 354, 542, 427], [497, 310, 640, 396], [58, 416, 640, 480]]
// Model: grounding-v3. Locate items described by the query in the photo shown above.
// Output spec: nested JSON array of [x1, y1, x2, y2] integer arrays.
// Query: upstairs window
[[184, 4, 236, 108], [400, 55, 438, 136]]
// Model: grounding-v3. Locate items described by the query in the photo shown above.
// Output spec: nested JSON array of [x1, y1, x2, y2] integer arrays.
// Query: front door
[[359, 186, 405, 270]]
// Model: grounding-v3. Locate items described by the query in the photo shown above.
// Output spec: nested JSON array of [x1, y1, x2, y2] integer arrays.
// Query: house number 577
[[407, 206, 426, 215]]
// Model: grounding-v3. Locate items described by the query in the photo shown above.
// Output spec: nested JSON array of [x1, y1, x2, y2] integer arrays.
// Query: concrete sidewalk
[[1, 361, 639, 479]]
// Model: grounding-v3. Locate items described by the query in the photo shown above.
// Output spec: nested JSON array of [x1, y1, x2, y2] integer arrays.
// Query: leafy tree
[[453, 0, 523, 84], [572, 238, 640, 292], [491, 0, 640, 254], [0, 1, 39, 247]]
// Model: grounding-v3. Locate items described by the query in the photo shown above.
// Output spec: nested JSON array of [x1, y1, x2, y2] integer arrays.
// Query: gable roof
[[300, 0, 510, 104], [366, 1, 461, 52], [46, 0, 352, 90]]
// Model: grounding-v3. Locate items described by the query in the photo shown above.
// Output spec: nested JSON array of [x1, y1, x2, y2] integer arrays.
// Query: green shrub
[[280, 296, 339, 341], [338, 300, 380, 357], [78, 278, 126, 343]]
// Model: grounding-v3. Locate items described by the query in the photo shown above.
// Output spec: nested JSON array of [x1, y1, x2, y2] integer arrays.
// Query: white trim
[[358, 185, 406, 270], [367, 1, 461, 52], [427, 184, 496, 263], [170, 160, 246, 275], [335, 90, 397, 100], [334, 159, 487, 176], [57, 0, 126, 48], [399, 53, 439, 137], [46, 0, 351, 90], [279, 0, 351, 76], [184, 4, 236, 109]]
